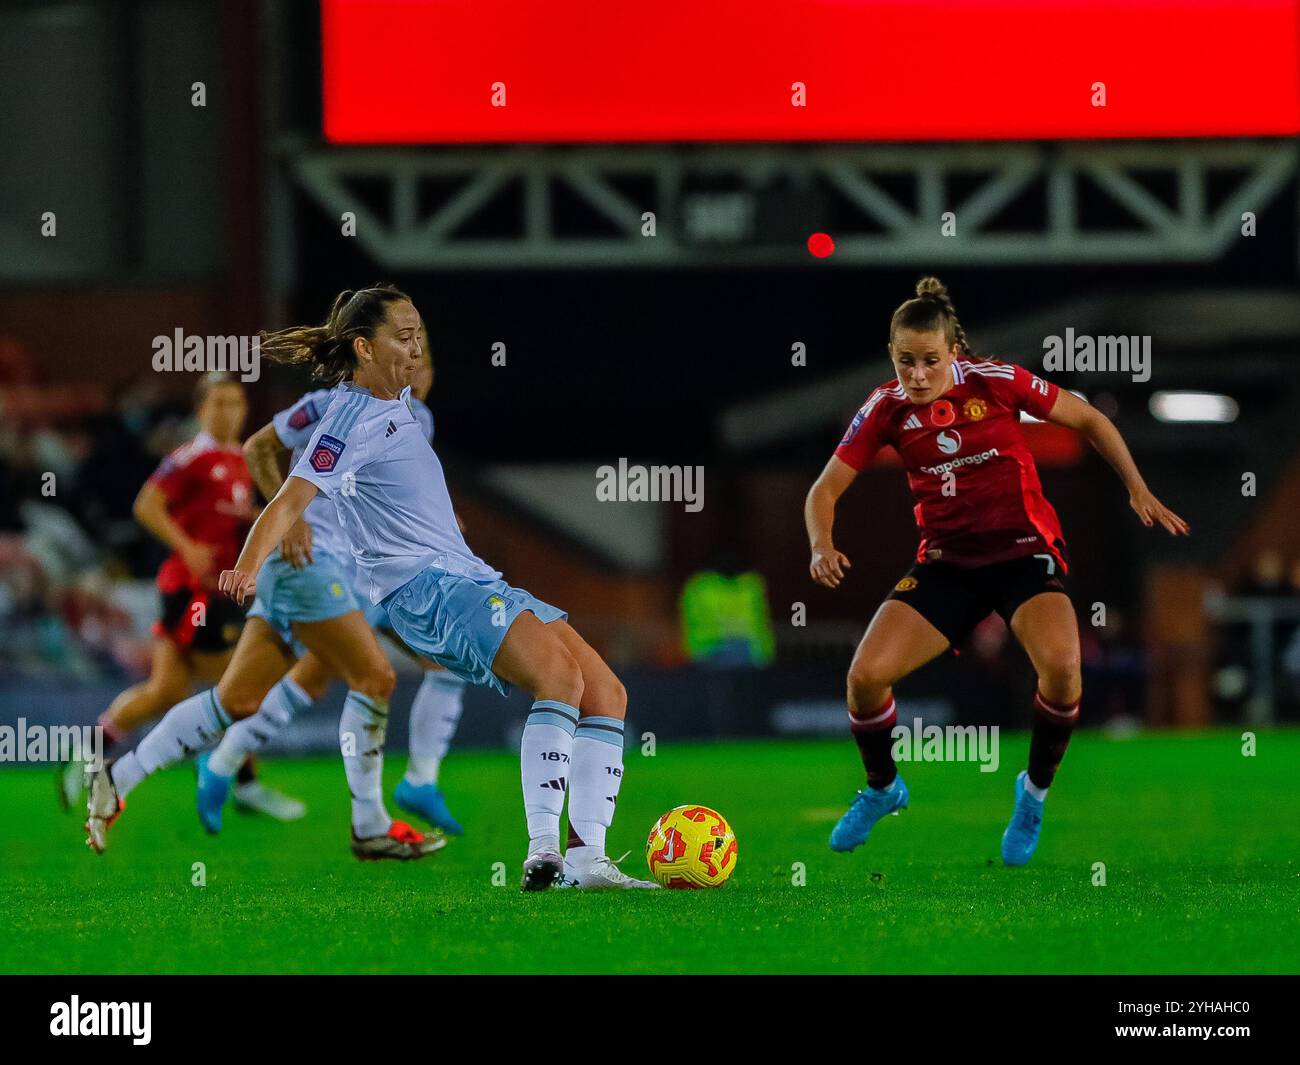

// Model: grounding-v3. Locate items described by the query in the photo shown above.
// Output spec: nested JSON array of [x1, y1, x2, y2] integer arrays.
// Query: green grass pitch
[[2, 730, 1297, 974]]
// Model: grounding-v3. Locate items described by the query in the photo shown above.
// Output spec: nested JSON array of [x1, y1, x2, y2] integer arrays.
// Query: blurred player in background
[[58, 372, 302, 821], [805, 277, 1189, 866], [196, 325, 468, 842]]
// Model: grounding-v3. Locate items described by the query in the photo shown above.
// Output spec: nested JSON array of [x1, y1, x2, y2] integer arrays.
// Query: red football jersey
[[147, 431, 255, 592], [834, 358, 1068, 571]]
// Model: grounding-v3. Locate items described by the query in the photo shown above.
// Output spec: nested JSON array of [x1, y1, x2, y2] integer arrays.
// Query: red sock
[[848, 694, 899, 791], [1028, 690, 1079, 790]]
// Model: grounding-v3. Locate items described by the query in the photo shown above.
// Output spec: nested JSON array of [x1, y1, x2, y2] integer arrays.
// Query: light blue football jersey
[[289, 381, 498, 604], [274, 386, 436, 568]]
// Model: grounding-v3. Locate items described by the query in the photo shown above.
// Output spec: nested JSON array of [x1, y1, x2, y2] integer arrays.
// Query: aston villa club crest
[[929, 399, 955, 426], [310, 434, 345, 472]]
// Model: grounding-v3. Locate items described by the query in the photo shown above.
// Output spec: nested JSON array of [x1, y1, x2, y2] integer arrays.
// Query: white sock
[[207, 677, 313, 778], [520, 700, 577, 848], [110, 689, 232, 798], [566, 715, 625, 857], [404, 672, 466, 786], [339, 690, 391, 838], [1024, 775, 1049, 802]]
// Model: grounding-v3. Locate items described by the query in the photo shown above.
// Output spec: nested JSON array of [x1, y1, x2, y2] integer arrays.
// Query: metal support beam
[[281, 139, 1298, 269]]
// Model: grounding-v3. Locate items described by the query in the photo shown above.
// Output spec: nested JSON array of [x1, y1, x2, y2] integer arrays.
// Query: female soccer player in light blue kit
[[89, 286, 654, 891], [85, 308, 453, 861], [198, 341, 468, 840]]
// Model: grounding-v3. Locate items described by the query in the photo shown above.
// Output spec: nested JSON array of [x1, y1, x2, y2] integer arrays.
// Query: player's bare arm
[[1045, 388, 1190, 536], [132, 480, 215, 583], [805, 454, 858, 589], [243, 421, 314, 569], [220, 475, 319, 604]]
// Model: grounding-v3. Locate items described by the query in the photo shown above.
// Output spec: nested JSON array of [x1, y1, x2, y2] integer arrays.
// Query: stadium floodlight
[[1148, 391, 1240, 423]]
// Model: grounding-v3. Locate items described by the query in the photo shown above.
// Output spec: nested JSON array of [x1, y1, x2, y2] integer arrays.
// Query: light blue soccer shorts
[[382, 567, 567, 695], [248, 549, 364, 651], [362, 601, 392, 632]]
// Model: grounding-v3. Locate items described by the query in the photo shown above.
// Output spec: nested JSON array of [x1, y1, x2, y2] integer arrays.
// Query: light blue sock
[[111, 689, 231, 798], [208, 677, 313, 778], [404, 672, 467, 786], [340, 691, 391, 837]]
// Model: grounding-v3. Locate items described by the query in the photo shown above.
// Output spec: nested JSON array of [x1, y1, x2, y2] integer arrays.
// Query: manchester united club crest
[[963, 397, 987, 421], [929, 399, 955, 426], [894, 576, 918, 592]]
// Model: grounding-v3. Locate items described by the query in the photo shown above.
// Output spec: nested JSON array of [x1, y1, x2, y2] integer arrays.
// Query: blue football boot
[[195, 752, 231, 835], [1001, 770, 1045, 866], [829, 775, 909, 852], [394, 778, 464, 836]]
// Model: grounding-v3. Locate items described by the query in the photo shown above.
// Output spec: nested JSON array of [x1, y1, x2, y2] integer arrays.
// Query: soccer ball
[[645, 805, 738, 889]]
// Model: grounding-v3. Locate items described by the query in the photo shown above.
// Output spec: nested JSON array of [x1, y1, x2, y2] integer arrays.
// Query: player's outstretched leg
[[492, 613, 656, 890], [830, 601, 946, 853], [547, 622, 656, 890], [830, 692, 909, 852], [288, 613, 444, 860], [394, 670, 467, 835], [516, 692, 575, 891], [1003, 595, 1081, 866], [1001, 690, 1079, 866], [84, 689, 234, 853], [341, 690, 446, 860], [83, 621, 295, 853]]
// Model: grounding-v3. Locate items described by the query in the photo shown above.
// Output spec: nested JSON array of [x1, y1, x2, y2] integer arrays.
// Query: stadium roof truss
[[281, 139, 1298, 269]]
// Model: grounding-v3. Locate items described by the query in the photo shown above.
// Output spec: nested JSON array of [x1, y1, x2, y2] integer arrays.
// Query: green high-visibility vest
[[679, 569, 775, 666]]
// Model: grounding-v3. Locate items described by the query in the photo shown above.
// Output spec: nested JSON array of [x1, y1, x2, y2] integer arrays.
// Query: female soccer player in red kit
[[61, 372, 300, 821], [805, 277, 1189, 865]]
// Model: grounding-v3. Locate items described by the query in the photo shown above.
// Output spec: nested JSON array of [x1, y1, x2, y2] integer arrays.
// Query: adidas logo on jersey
[[902, 413, 922, 431], [541, 777, 567, 791], [385, 420, 398, 437]]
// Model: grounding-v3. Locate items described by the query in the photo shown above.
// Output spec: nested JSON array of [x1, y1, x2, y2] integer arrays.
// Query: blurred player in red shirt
[[805, 277, 1188, 866], [61, 373, 301, 820]]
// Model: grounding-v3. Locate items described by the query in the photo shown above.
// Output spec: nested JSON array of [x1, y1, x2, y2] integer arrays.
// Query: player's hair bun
[[915, 276, 949, 301]]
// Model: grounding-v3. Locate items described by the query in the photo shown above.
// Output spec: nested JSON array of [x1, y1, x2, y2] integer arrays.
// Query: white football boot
[[231, 779, 307, 821], [85, 763, 123, 854], [559, 850, 661, 890], [57, 757, 86, 812], [521, 838, 565, 892]]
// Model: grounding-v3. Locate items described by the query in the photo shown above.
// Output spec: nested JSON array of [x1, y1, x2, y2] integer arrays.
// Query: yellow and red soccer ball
[[645, 805, 738, 888]]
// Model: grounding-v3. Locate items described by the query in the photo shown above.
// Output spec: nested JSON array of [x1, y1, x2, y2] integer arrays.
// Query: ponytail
[[260, 284, 411, 385]]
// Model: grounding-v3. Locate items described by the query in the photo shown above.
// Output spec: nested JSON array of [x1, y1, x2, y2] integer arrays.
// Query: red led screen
[[323, 1, 1300, 143]]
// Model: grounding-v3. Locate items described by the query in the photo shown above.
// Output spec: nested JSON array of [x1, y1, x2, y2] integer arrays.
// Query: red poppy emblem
[[930, 399, 955, 426]]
